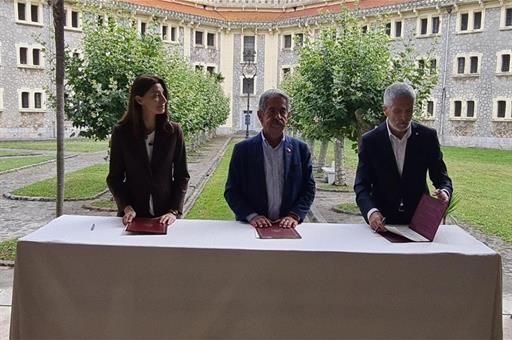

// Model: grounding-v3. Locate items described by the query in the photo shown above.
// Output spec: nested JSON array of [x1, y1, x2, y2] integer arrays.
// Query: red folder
[[380, 194, 449, 243], [125, 217, 168, 235], [256, 222, 302, 239]]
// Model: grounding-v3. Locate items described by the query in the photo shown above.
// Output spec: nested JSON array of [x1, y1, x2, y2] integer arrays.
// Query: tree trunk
[[354, 108, 373, 151], [333, 138, 347, 186], [316, 139, 329, 173], [306, 138, 316, 172], [53, 0, 65, 216]]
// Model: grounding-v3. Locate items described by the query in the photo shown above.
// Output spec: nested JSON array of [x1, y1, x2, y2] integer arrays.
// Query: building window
[[21, 92, 30, 109], [418, 57, 437, 74], [502, 54, 510, 72], [426, 100, 434, 117], [454, 54, 481, 76], [497, 100, 507, 118], [457, 10, 485, 33], [469, 56, 478, 73], [15, 1, 42, 25], [17, 45, 44, 68], [206, 66, 216, 74], [140, 21, 146, 35], [283, 34, 292, 49], [467, 100, 475, 117], [504, 7, 512, 27], [432, 16, 440, 34], [430, 59, 437, 73], [473, 12, 482, 30], [34, 92, 42, 109], [457, 57, 465, 74], [32, 48, 40, 66], [362, 25, 368, 34], [386, 20, 403, 38], [19, 89, 45, 111], [451, 99, 477, 120], [17, 3, 26, 21], [242, 78, 255, 95], [417, 15, 441, 36], [295, 33, 304, 48], [460, 13, 469, 31], [242, 36, 256, 62], [496, 50, 512, 74], [170, 27, 177, 42], [162, 25, 168, 40], [207, 32, 215, 48], [195, 64, 204, 72], [454, 100, 462, 117], [19, 47, 28, 65], [162, 25, 178, 42], [64, 9, 81, 30], [420, 18, 428, 35], [493, 98, 512, 120], [195, 31, 204, 46]]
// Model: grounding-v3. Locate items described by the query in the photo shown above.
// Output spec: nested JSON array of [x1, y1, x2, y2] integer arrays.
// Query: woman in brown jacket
[[107, 75, 189, 226]]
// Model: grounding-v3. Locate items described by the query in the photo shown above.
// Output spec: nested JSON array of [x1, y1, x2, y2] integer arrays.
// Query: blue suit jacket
[[224, 133, 316, 222], [354, 122, 453, 224]]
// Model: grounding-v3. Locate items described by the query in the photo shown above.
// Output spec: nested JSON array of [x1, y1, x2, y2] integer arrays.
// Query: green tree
[[64, 11, 229, 140], [282, 8, 438, 185]]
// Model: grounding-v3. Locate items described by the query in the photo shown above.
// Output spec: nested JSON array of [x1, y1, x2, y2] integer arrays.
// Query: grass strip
[[0, 156, 54, 172], [0, 239, 17, 262], [186, 141, 236, 220], [12, 164, 108, 199], [0, 139, 108, 153]]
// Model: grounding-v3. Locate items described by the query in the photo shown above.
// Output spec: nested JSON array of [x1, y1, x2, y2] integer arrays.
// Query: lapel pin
[[286, 147, 292, 153]]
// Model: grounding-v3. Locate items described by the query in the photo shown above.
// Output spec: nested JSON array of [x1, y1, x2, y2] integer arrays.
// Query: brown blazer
[[106, 120, 190, 218]]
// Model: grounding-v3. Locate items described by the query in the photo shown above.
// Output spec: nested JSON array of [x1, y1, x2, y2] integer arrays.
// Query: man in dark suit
[[224, 89, 316, 228], [354, 82, 452, 232]]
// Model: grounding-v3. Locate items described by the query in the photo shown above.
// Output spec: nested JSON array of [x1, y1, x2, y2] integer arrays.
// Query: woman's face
[[136, 83, 167, 117]]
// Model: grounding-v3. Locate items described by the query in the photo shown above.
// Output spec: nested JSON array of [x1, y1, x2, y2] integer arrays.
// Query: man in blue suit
[[354, 82, 453, 232], [224, 89, 316, 228]]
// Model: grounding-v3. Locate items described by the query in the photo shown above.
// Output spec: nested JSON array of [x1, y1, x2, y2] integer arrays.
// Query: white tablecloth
[[10, 215, 502, 339]]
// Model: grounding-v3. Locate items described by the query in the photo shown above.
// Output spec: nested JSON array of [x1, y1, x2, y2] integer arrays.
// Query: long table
[[10, 215, 502, 339]]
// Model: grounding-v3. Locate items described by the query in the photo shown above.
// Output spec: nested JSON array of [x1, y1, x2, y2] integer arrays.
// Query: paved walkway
[[0, 136, 230, 242]]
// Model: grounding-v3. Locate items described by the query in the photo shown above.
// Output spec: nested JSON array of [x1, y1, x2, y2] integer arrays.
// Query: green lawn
[[0, 156, 54, 172], [442, 147, 512, 242], [12, 164, 108, 199], [0, 139, 108, 153], [0, 239, 17, 261], [320, 140, 512, 242], [186, 141, 236, 220]]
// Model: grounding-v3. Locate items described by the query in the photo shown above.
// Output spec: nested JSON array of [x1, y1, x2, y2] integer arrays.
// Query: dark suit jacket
[[106, 120, 190, 217], [354, 121, 452, 224], [224, 132, 316, 223]]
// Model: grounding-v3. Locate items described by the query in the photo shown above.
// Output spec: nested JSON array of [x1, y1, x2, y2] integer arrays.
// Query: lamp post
[[242, 49, 256, 138]]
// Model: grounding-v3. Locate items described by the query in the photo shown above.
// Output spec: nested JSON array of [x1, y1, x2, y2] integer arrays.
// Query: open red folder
[[380, 194, 449, 243], [125, 217, 168, 235], [256, 222, 302, 239]]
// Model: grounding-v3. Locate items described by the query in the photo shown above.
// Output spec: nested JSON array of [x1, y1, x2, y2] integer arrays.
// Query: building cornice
[[82, 0, 491, 30]]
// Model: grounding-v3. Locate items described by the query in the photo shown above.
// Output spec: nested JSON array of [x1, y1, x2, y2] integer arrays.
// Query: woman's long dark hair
[[119, 75, 173, 137]]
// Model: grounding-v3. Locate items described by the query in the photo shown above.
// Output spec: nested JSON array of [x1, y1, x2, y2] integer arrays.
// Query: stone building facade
[[0, 0, 511, 149]]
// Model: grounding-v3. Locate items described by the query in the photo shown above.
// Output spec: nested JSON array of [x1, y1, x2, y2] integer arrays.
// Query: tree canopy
[[281, 9, 438, 144], [64, 12, 229, 140]]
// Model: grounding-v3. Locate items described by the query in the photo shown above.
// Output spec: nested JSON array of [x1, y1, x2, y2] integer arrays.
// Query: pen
[[90, 223, 95, 231], [373, 217, 386, 233]]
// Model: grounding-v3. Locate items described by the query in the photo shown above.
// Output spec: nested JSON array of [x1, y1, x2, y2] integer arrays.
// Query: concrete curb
[[307, 204, 327, 223], [0, 154, 78, 176], [3, 188, 110, 202], [182, 137, 232, 217]]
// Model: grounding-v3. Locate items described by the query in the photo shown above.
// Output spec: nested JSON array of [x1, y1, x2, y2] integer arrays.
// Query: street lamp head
[[242, 63, 257, 79]]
